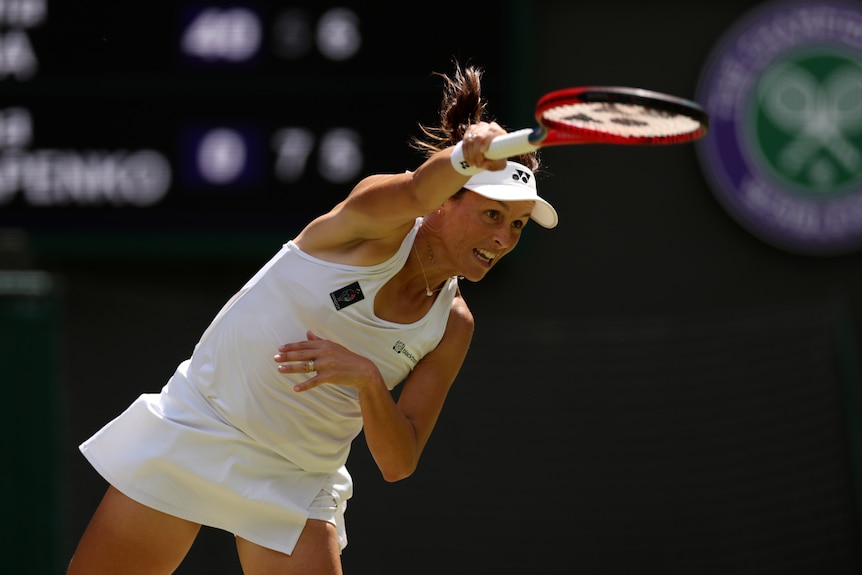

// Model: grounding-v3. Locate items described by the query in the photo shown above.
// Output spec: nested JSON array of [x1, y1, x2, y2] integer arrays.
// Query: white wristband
[[449, 141, 484, 176]]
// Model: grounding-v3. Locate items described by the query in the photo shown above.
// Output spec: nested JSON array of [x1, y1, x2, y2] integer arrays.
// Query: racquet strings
[[542, 102, 704, 139]]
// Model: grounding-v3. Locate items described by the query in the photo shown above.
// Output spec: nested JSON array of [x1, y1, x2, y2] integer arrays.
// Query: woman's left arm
[[359, 298, 474, 481]]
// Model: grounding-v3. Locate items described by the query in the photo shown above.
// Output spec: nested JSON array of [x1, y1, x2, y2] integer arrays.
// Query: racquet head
[[535, 86, 709, 146], [482, 86, 710, 160]]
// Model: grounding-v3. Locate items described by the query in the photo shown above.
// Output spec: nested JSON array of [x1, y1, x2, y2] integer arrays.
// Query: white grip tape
[[449, 141, 484, 176]]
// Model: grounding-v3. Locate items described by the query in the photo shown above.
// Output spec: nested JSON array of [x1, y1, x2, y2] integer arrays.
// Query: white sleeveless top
[[186, 217, 457, 472]]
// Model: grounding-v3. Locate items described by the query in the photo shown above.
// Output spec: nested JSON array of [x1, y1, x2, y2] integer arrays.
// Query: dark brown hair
[[411, 62, 540, 172]]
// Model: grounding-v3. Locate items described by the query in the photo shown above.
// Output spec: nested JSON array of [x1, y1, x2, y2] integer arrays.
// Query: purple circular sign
[[697, 0, 862, 255]]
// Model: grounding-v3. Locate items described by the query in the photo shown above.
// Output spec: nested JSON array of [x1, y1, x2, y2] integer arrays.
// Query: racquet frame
[[485, 86, 709, 159]]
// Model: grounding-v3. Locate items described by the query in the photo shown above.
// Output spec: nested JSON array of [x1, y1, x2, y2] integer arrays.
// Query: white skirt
[[79, 376, 353, 555]]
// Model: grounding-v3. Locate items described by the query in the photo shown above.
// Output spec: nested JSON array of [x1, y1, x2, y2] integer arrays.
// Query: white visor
[[462, 162, 558, 229]]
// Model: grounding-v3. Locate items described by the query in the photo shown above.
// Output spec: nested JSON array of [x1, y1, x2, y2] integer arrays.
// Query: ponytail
[[411, 61, 540, 172]]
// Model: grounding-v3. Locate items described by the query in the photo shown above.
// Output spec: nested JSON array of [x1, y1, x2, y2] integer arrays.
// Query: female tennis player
[[67, 63, 558, 575]]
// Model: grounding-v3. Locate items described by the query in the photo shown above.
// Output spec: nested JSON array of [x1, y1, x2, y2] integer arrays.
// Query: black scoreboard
[[0, 1, 513, 257]]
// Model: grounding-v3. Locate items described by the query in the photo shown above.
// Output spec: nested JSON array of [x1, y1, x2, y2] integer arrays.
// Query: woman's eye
[[485, 210, 500, 220]]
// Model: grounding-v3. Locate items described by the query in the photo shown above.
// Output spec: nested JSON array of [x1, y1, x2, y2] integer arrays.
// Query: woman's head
[[425, 163, 558, 282], [424, 185, 537, 282]]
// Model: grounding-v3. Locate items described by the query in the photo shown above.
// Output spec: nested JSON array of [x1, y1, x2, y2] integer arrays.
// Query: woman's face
[[438, 190, 534, 282]]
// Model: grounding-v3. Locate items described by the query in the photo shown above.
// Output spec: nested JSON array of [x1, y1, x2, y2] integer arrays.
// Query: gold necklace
[[413, 227, 442, 297]]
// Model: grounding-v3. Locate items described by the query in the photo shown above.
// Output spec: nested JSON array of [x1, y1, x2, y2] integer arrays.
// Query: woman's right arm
[[293, 122, 506, 264]]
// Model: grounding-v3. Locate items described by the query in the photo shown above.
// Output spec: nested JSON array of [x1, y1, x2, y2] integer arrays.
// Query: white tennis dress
[[80, 218, 457, 554]]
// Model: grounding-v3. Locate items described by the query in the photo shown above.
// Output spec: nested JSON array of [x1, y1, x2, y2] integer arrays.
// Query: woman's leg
[[67, 485, 202, 575], [235, 519, 342, 575]]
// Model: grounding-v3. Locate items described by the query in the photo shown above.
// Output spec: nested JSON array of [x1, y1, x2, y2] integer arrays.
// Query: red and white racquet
[[486, 86, 709, 159]]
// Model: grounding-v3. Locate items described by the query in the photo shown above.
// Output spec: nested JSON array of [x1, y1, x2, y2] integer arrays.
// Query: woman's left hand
[[274, 330, 383, 392]]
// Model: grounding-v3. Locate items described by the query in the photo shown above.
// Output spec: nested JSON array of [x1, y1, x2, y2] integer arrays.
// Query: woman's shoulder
[[449, 288, 475, 333]]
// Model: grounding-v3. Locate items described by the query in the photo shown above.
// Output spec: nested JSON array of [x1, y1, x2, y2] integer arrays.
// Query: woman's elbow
[[380, 463, 416, 483]]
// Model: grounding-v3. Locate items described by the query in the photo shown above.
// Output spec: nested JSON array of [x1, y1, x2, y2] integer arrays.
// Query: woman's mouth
[[474, 248, 496, 267]]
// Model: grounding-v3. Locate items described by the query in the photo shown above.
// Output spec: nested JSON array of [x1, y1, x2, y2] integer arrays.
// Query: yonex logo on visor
[[513, 169, 531, 184]]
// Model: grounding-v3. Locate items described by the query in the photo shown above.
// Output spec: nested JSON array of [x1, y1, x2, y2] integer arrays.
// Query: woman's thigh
[[67, 485, 201, 575], [236, 519, 342, 575]]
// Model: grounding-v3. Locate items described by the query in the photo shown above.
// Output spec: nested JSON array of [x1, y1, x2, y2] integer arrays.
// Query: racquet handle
[[484, 128, 542, 160]]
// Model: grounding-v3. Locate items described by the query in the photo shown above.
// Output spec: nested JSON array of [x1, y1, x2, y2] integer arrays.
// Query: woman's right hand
[[460, 121, 508, 172]]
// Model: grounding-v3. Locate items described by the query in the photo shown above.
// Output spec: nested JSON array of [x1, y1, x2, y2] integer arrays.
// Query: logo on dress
[[696, 0, 862, 255], [393, 340, 419, 365], [330, 281, 364, 310]]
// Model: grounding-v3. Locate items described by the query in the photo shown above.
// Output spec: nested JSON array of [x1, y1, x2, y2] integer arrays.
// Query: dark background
[[2, 1, 861, 573]]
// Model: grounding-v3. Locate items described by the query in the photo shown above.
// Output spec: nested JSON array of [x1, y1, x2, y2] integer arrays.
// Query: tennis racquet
[[484, 86, 709, 159]]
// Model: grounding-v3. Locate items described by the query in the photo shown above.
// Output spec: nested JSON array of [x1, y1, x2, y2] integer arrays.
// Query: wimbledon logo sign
[[697, 0, 862, 255]]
